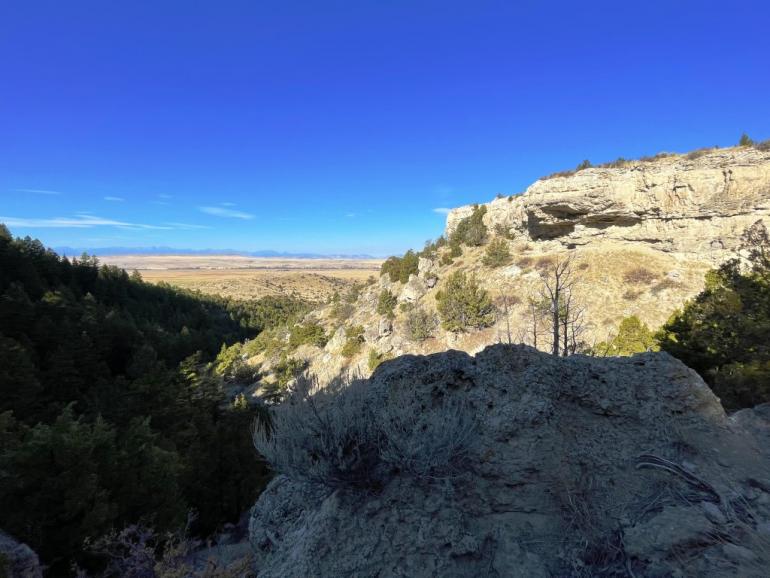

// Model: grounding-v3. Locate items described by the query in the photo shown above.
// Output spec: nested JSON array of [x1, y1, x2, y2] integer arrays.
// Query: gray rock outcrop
[[250, 345, 770, 577]]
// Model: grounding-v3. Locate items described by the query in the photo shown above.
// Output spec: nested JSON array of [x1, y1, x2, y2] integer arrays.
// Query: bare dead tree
[[526, 295, 548, 350], [530, 254, 589, 356], [558, 284, 589, 355], [495, 290, 520, 345], [565, 297, 588, 355], [538, 255, 580, 356]]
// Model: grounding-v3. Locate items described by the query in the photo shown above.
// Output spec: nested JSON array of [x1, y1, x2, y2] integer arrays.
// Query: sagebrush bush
[[377, 389, 477, 480], [254, 377, 381, 489], [516, 256, 533, 269], [651, 277, 682, 294], [686, 147, 712, 160], [330, 299, 355, 323], [623, 266, 657, 285], [79, 521, 254, 578], [253, 375, 479, 490], [482, 237, 512, 268], [404, 306, 439, 341]]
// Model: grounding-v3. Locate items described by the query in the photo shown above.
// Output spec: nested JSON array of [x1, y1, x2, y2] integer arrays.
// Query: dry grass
[[100, 255, 381, 302]]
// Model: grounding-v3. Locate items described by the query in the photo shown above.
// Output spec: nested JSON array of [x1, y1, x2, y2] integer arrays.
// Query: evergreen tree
[[659, 221, 770, 409], [739, 132, 755, 147], [376, 289, 398, 318], [451, 205, 488, 246], [482, 237, 512, 268], [435, 272, 495, 332], [593, 316, 658, 356]]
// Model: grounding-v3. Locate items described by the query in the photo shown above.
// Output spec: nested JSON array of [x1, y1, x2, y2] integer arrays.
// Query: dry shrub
[[534, 256, 555, 271], [599, 157, 630, 169], [79, 522, 254, 578], [405, 306, 439, 341], [623, 266, 657, 285], [686, 147, 713, 160], [254, 377, 380, 490], [622, 289, 642, 301], [638, 152, 675, 163], [651, 278, 682, 294], [253, 375, 479, 490], [517, 256, 534, 269], [542, 169, 578, 180], [712, 497, 770, 577]]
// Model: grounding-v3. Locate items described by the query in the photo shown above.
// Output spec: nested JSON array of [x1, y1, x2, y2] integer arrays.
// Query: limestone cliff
[[447, 146, 770, 261], [247, 146, 770, 387]]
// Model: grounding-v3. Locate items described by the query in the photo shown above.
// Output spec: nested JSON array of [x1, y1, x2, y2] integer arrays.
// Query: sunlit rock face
[[447, 147, 770, 261]]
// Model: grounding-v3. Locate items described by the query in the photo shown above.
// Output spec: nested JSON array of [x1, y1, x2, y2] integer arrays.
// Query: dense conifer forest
[[0, 224, 304, 573]]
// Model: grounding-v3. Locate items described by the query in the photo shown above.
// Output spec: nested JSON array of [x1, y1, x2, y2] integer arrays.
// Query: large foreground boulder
[[0, 531, 43, 578], [249, 345, 770, 577]]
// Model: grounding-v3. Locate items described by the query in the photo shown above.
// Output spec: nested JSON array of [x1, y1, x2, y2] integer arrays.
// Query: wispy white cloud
[[0, 213, 172, 230], [199, 206, 254, 220], [158, 194, 172, 199], [432, 207, 452, 215], [345, 212, 356, 218], [164, 222, 212, 230], [104, 196, 125, 202], [221, 202, 236, 207], [15, 188, 63, 196]]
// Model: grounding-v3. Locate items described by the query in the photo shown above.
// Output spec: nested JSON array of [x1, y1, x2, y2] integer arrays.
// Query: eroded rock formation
[[447, 147, 770, 260], [249, 345, 770, 577]]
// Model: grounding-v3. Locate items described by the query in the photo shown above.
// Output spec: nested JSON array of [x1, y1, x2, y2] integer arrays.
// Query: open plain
[[99, 254, 383, 302]]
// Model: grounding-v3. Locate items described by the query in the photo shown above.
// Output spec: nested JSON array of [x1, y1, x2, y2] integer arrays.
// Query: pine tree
[[482, 238, 512, 268], [436, 272, 495, 332]]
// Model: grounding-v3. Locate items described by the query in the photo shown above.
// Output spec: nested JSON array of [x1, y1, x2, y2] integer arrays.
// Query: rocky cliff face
[[447, 147, 770, 261], [247, 146, 770, 388], [249, 345, 770, 577]]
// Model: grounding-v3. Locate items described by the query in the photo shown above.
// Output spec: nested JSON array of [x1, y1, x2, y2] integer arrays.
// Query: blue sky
[[1, 0, 769, 256]]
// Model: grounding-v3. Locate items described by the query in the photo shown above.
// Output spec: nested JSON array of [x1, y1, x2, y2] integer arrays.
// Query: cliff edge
[[447, 147, 770, 260]]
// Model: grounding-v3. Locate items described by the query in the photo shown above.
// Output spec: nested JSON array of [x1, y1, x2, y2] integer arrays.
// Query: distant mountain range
[[53, 246, 378, 260]]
